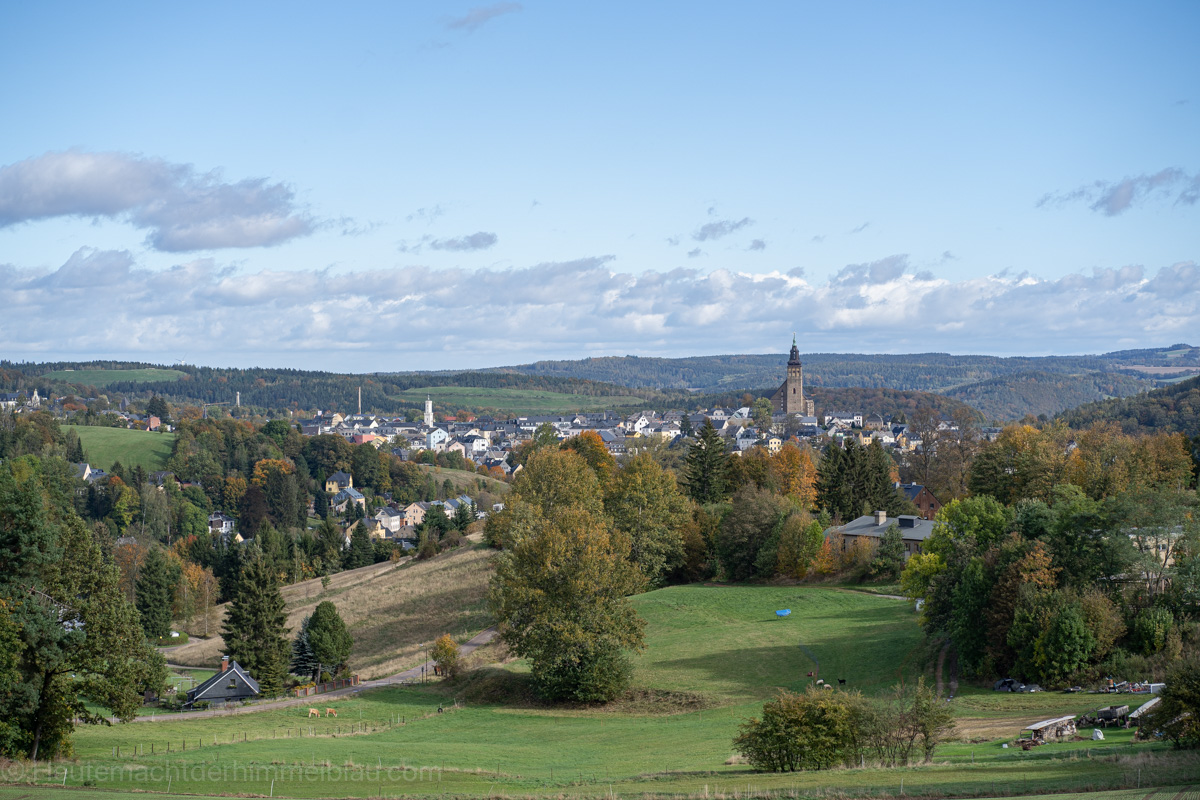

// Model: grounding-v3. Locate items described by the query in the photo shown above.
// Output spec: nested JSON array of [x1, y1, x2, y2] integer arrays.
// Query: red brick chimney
[[221, 656, 229, 673]]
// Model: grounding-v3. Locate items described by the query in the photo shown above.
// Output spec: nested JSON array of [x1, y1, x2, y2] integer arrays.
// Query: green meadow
[[396, 385, 646, 414], [7, 586, 1195, 800], [64, 425, 175, 472], [41, 368, 186, 387]]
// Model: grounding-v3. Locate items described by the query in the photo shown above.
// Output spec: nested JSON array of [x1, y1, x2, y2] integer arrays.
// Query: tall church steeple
[[424, 395, 434, 427]]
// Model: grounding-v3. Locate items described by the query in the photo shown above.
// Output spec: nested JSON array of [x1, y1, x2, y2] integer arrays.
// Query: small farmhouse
[[186, 657, 261, 706]]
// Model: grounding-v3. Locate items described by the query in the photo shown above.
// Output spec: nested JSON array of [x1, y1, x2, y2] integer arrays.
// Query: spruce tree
[[289, 615, 320, 681], [222, 549, 289, 695], [307, 601, 353, 678], [135, 547, 173, 640], [683, 418, 729, 504]]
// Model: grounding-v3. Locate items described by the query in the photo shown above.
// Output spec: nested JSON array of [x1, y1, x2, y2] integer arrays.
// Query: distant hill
[[943, 370, 1152, 422], [1058, 375, 1200, 437], [5, 344, 1197, 422]]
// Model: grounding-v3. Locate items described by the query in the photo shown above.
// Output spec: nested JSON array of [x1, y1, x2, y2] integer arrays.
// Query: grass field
[[41, 367, 186, 386], [64, 425, 176, 472], [396, 386, 647, 414], [418, 464, 510, 496], [168, 546, 494, 679], [9, 584, 1197, 799]]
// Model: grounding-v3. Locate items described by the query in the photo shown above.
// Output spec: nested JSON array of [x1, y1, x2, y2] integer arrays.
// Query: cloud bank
[[2, 250, 1195, 371], [1040, 168, 1200, 216], [0, 150, 313, 251]]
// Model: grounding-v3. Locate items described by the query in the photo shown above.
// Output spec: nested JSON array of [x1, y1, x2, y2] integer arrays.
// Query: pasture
[[11, 584, 1196, 799], [64, 425, 176, 472], [168, 546, 494, 679], [41, 367, 186, 386], [395, 385, 647, 414]]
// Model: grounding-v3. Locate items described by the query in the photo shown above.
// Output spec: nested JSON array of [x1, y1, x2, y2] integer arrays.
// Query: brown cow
[[308, 708, 319, 718], [325, 708, 337, 717]]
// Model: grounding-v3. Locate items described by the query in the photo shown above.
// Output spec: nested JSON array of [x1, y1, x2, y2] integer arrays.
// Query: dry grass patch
[[168, 546, 495, 678]]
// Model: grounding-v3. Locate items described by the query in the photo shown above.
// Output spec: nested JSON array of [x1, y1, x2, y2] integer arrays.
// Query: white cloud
[[1, 250, 1196, 370], [0, 150, 314, 251]]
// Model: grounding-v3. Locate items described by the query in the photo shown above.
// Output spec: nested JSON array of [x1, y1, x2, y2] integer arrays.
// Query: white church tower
[[424, 395, 434, 427]]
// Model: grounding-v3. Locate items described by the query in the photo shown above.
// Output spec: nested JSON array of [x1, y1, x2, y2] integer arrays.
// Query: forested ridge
[[943, 370, 1149, 422], [1060, 375, 1200, 437], [4, 343, 1197, 421]]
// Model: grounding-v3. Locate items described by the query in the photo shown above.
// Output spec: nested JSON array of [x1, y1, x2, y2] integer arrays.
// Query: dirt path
[[135, 627, 499, 723], [935, 640, 959, 697]]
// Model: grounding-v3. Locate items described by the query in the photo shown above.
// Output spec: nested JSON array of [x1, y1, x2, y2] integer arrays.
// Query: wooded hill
[[1059, 374, 1200, 437], [494, 344, 1200, 421]]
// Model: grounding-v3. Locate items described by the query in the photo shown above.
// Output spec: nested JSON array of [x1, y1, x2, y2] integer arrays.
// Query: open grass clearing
[[168, 546, 494, 679], [63, 425, 175, 472], [39, 584, 1198, 799], [41, 367, 187, 386]]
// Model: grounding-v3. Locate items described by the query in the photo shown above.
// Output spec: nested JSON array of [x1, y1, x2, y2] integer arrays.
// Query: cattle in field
[[326, 708, 337, 717], [308, 708, 319, 718], [838, 678, 846, 685]]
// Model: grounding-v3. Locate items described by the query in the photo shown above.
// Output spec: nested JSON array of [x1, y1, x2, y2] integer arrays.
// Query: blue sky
[[1, 1, 1198, 371]]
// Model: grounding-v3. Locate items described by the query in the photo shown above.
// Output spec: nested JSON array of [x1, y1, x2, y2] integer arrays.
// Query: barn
[[186, 657, 261, 706]]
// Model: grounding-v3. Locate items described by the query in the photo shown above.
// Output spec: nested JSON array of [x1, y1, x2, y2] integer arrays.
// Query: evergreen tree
[[135, 547, 174, 640], [683, 418, 729, 504], [289, 615, 320, 681], [222, 549, 289, 695], [870, 524, 907, 579], [306, 601, 353, 678], [346, 521, 373, 569], [453, 500, 473, 531], [679, 414, 694, 438]]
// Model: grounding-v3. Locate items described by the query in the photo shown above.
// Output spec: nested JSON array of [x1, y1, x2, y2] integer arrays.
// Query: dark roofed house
[[325, 471, 354, 494], [186, 657, 260, 706], [827, 511, 937, 559], [898, 483, 941, 520]]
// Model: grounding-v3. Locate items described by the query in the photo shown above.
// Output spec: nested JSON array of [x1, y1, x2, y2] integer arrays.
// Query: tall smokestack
[[358, 386, 362, 415]]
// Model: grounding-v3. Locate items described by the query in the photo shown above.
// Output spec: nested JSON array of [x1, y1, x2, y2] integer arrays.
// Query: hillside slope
[[943, 370, 1151, 422], [1059, 374, 1200, 436], [168, 546, 494, 679]]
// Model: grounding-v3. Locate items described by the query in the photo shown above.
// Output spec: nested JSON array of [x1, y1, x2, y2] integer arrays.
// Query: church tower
[[424, 395, 434, 427], [770, 334, 815, 417]]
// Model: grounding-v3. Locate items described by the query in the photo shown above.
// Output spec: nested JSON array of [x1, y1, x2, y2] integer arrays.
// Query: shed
[[1022, 716, 1077, 743], [185, 657, 261, 706], [1129, 697, 1161, 727]]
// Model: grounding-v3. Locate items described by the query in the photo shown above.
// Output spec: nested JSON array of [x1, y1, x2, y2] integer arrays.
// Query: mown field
[[64, 425, 175, 472], [395, 386, 647, 414], [9, 584, 1194, 799], [168, 546, 495, 679], [41, 367, 186, 386], [417, 463, 509, 496]]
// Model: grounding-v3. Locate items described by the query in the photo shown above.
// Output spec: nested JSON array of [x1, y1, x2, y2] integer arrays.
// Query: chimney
[[874, 510, 886, 526], [221, 655, 229, 673]]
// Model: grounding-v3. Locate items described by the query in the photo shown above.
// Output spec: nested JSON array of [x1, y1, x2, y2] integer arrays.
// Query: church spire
[[788, 333, 800, 366]]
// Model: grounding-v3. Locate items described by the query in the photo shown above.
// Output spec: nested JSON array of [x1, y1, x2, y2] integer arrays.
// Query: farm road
[[137, 626, 499, 723]]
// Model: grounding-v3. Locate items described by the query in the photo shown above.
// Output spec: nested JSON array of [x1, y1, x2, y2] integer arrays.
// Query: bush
[[734, 688, 863, 771]]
